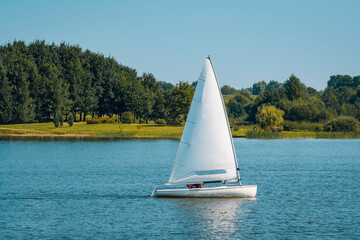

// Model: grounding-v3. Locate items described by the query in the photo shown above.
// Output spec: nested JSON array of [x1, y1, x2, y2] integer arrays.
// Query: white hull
[[152, 185, 257, 198]]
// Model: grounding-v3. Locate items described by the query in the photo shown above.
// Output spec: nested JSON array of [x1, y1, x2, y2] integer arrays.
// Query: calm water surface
[[1, 138, 359, 239]]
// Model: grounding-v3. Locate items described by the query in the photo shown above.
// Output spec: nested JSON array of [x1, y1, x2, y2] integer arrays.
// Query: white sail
[[168, 57, 239, 184]]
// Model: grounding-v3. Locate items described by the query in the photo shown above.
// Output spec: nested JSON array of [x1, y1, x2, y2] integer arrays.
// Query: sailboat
[[152, 57, 257, 198]]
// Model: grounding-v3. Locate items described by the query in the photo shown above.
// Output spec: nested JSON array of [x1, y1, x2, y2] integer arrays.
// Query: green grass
[[0, 122, 184, 138], [246, 130, 360, 139], [1, 122, 359, 139]]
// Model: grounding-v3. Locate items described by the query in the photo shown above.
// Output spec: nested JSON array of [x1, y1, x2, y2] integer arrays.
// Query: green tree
[[53, 113, 60, 128], [67, 112, 74, 127], [59, 114, 64, 126], [265, 80, 283, 91], [221, 85, 240, 95], [327, 75, 353, 89], [256, 104, 285, 130], [322, 87, 340, 115], [287, 102, 313, 121], [0, 64, 13, 123], [165, 82, 194, 125], [325, 116, 359, 132], [159, 81, 174, 91], [7, 58, 36, 123], [252, 81, 267, 95], [247, 89, 286, 122], [227, 93, 251, 119], [40, 63, 70, 120], [284, 74, 306, 101]]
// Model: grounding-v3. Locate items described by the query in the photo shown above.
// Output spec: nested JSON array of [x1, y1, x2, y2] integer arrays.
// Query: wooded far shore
[[1, 40, 360, 135]]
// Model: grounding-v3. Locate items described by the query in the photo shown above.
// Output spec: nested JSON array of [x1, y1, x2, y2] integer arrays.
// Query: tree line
[[1, 40, 359, 130], [224, 74, 360, 131], [0, 40, 193, 125]]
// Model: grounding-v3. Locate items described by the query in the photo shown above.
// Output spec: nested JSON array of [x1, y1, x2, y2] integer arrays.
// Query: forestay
[[168, 57, 239, 184]]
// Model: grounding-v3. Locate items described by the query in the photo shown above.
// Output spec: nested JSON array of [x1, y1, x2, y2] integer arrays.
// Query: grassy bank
[[0, 122, 184, 139], [246, 131, 360, 139], [1, 122, 359, 139]]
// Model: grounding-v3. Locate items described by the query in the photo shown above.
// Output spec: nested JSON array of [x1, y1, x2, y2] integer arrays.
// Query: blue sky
[[1, 0, 359, 90]]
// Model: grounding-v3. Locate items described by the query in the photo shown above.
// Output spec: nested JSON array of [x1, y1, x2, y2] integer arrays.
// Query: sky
[[1, 0, 359, 90]]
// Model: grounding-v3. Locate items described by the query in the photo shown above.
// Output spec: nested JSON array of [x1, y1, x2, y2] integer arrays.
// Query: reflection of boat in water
[[152, 57, 257, 198], [168, 198, 255, 238]]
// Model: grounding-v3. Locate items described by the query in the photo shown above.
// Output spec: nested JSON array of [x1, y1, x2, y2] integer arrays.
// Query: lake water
[[1, 138, 359, 239]]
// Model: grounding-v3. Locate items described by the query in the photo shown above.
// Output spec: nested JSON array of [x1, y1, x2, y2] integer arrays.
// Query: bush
[[283, 121, 323, 132], [68, 113, 74, 127], [232, 126, 240, 131], [59, 114, 64, 126], [256, 104, 284, 130], [53, 114, 59, 128], [86, 117, 115, 124], [122, 111, 134, 124], [156, 119, 166, 125], [311, 123, 324, 132], [324, 116, 359, 132]]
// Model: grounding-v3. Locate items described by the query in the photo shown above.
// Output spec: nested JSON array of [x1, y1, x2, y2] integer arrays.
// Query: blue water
[[1, 138, 359, 239]]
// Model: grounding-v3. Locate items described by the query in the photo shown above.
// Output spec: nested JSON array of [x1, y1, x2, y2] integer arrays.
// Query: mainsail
[[168, 57, 239, 184]]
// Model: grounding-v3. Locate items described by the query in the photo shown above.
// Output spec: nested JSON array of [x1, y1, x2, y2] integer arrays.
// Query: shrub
[[283, 121, 323, 132], [59, 114, 64, 126], [68, 113, 74, 127], [324, 116, 359, 132], [156, 119, 166, 125], [136, 125, 142, 130], [53, 114, 59, 128], [256, 104, 284, 130], [86, 117, 115, 124], [233, 126, 240, 131], [311, 123, 324, 132], [122, 111, 134, 124]]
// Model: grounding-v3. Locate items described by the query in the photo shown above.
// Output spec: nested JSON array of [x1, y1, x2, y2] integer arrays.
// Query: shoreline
[[0, 134, 182, 141], [1, 133, 359, 140], [1, 123, 359, 140]]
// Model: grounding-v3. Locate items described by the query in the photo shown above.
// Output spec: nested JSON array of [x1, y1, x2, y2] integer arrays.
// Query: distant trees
[[165, 82, 194, 125], [227, 92, 251, 119], [252, 81, 267, 95], [224, 74, 360, 132], [0, 40, 186, 125], [159, 81, 174, 91], [221, 85, 241, 95], [0, 64, 12, 123], [1, 40, 359, 132]]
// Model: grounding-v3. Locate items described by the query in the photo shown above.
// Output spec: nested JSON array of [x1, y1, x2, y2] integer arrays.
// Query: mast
[[207, 56, 241, 184]]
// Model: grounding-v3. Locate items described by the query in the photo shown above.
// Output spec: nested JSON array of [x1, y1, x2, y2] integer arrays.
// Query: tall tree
[[252, 81, 267, 95], [266, 80, 283, 91], [165, 82, 194, 125], [284, 74, 306, 101], [0, 64, 13, 123], [7, 57, 36, 123]]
